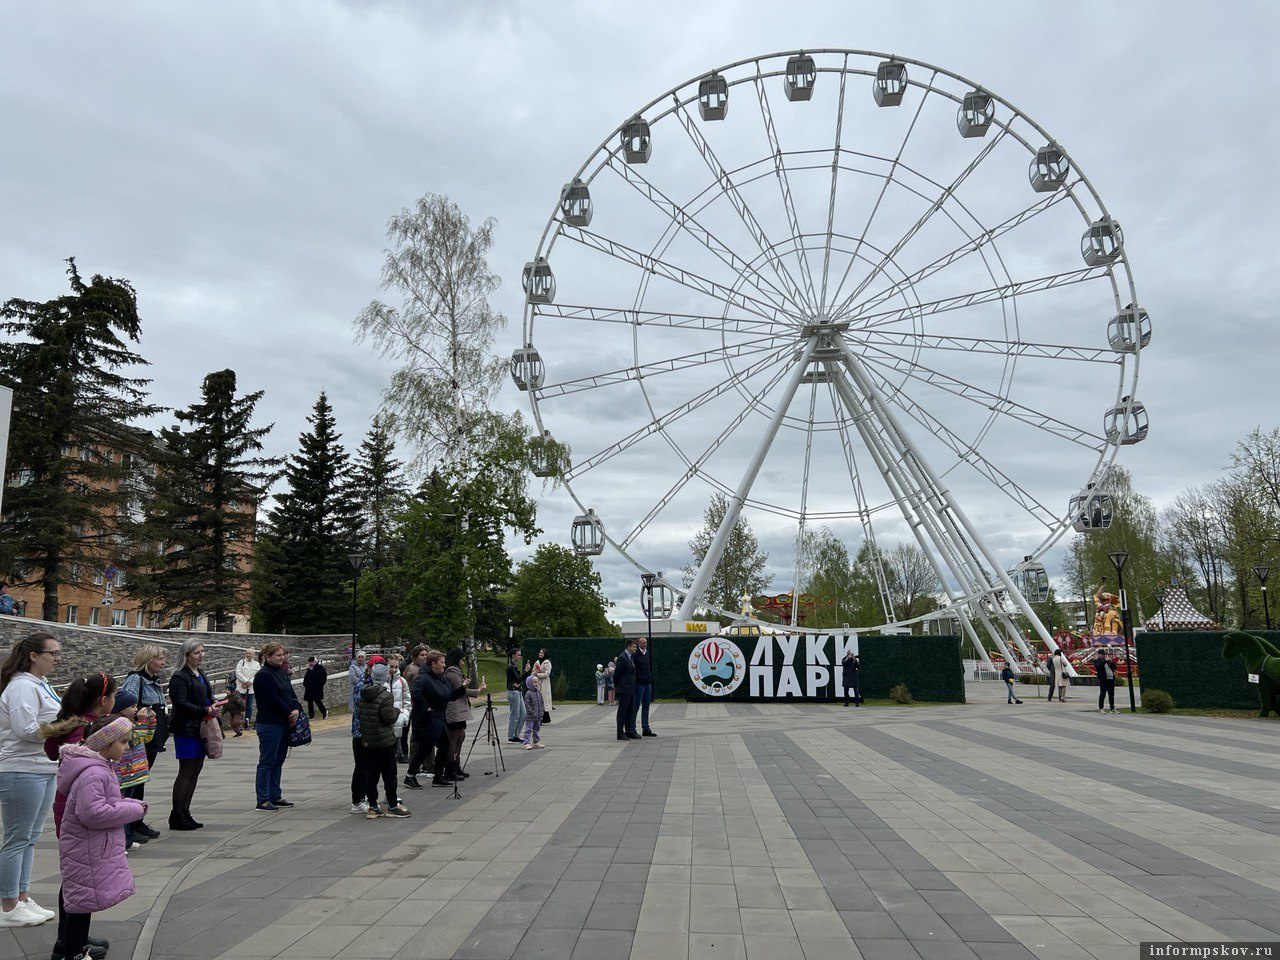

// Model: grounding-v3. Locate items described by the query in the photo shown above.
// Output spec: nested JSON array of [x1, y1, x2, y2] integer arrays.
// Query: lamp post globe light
[[1253, 565, 1271, 630], [348, 552, 367, 662], [1107, 551, 1137, 713]]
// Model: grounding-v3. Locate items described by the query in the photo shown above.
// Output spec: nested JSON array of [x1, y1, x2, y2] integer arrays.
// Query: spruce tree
[[125, 369, 279, 630], [349, 415, 408, 645], [254, 392, 361, 634], [0, 259, 161, 620]]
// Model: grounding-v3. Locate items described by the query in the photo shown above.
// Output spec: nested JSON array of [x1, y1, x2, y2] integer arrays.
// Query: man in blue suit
[[614, 640, 640, 740]]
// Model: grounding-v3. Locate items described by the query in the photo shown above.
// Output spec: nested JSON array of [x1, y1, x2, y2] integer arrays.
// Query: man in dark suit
[[614, 640, 640, 740], [634, 636, 656, 736]]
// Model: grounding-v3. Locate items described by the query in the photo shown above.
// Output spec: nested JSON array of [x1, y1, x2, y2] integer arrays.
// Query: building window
[[90, 607, 101, 626], [79, 446, 92, 461], [65, 605, 79, 624], [112, 609, 127, 627], [70, 563, 82, 582], [149, 612, 162, 629], [189, 615, 201, 631], [15, 601, 27, 616], [136, 610, 145, 627], [168, 614, 182, 628], [93, 568, 104, 586]]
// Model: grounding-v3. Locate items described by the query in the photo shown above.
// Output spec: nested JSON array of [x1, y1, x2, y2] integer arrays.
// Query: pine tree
[[0, 259, 162, 620], [254, 392, 361, 634], [349, 415, 408, 646], [125, 370, 279, 630]]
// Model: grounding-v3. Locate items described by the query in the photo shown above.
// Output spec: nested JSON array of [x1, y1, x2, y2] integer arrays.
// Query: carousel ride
[[513, 49, 1149, 674]]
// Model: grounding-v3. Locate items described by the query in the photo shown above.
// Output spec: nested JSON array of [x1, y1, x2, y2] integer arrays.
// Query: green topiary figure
[[1221, 631, 1280, 718], [889, 683, 913, 705], [1142, 689, 1174, 713]]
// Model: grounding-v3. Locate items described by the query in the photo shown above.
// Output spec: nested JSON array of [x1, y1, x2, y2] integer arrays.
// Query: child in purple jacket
[[522, 675, 545, 749], [57, 717, 146, 960]]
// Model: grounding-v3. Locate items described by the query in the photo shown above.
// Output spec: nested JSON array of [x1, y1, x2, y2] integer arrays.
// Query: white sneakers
[[350, 801, 369, 814], [0, 898, 55, 927]]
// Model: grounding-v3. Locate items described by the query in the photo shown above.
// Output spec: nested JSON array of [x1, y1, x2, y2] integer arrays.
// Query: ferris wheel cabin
[[1108, 305, 1152, 353], [873, 60, 908, 107], [559, 179, 592, 227], [699, 73, 729, 120], [957, 91, 994, 138], [783, 54, 817, 101], [620, 115, 652, 164], [1069, 484, 1115, 532], [528, 430, 561, 478], [510, 345, 545, 392], [1103, 397, 1148, 445], [571, 509, 606, 556], [1010, 556, 1050, 603], [1029, 145, 1070, 192], [522, 257, 555, 304], [1081, 218, 1124, 266]]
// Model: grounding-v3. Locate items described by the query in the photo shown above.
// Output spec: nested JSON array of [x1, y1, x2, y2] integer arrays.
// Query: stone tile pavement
[[3, 685, 1279, 960]]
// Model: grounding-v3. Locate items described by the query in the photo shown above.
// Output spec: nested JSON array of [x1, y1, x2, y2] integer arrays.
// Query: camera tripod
[[455, 693, 506, 798]]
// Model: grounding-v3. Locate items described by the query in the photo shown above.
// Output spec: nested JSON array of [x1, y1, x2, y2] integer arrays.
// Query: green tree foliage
[[507, 544, 619, 642], [348, 415, 409, 647], [881, 541, 943, 628], [366, 414, 539, 659], [1063, 466, 1177, 629], [0, 259, 161, 620], [797, 528, 880, 628], [354, 193, 508, 469], [125, 370, 279, 630], [681, 492, 770, 620], [253, 392, 362, 634]]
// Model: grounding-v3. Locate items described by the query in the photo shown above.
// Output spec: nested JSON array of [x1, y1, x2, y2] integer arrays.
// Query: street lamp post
[[1154, 590, 1166, 632], [347, 553, 366, 663], [1253, 565, 1272, 630], [1108, 551, 1137, 713], [640, 573, 657, 656]]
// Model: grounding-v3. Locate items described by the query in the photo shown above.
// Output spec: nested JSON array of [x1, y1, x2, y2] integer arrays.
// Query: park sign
[[688, 632, 859, 701]]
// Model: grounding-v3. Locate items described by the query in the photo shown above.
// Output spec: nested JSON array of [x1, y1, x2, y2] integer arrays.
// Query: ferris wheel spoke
[[603, 156, 801, 318], [850, 265, 1109, 331], [830, 125, 1011, 320], [818, 61, 850, 312], [860, 364, 1059, 528], [561, 342, 794, 481], [533, 303, 782, 338], [858, 329, 1121, 365], [787, 380, 822, 622], [536, 337, 791, 400], [753, 67, 820, 313], [822, 76, 935, 314], [824, 381, 897, 622], [672, 99, 813, 311], [618, 360, 797, 550], [561, 224, 793, 325], [848, 190, 1071, 321], [859, 344, 1105, 449]]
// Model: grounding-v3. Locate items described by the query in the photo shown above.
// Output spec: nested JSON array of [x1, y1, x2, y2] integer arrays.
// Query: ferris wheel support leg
[[835, 345, 1061, 670], [677, 339, 819, 619], [826, 366, 1002, 665]]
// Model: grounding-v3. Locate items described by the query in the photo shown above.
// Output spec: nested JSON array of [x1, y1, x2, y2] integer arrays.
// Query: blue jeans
[[242, 692, 255, 725], [0, 771, 57, 899], [255, 722, 289, 804], [507, 689, 526, 740], [636, 683, 653, 732]]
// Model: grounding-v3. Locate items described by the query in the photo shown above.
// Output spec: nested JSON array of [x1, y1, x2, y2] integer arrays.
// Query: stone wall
[[0, 614, 350, 693]]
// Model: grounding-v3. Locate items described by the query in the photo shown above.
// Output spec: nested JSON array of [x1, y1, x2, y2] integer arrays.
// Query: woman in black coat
[[404, 651, 453, 788], [841, 652, 862, 706], [167, 639, 221, 830]]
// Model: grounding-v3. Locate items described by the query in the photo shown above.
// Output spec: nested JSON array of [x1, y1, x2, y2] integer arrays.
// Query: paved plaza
[[4, 685, 1280, 960]]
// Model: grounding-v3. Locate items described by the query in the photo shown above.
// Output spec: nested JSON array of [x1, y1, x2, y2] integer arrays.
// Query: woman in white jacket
[[0, 632, 63, 928], [235, 649, 261, 727], [533, 650, 553, 719], [388, 660, 411, 762]]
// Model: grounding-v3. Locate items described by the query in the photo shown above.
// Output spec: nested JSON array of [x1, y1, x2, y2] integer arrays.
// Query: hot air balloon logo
[[687, 637, 746, 696]]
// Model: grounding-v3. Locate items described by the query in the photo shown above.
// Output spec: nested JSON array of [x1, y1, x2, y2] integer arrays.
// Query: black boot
[[169, 809, 198, 832]]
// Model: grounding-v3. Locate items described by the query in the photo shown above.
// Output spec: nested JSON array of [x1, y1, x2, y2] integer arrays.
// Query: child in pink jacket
[[56, 716, 146, 960]]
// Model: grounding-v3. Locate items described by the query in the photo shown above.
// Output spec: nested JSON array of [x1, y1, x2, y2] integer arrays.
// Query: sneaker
[[255, 802, 279, 812], [367, 805, 384, 819], [1015, 700, 1023, 704], [533, 743, 545, 749], [126, 841, 141, 853], [350, 801, 369, 814], [21, 898, 55, 921], [271, 799, 294, 807], [1110, 708, 1117, 714], [0, 904, 38, 927], [524, 743, 533, 750], [138, 822, 161, 839], [508, 737, 523, 743], [386, 804, 411, 818], [403, 775, 422, 790], [1100, 707, 1106, 712]]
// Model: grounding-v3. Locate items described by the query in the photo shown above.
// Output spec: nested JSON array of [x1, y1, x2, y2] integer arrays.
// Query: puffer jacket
[[57, 744, 145, 913], [443, 665, 480, 724], [41, 712, 99, 835], [358, 683, 399, 750], [523, 677, 544, 720]]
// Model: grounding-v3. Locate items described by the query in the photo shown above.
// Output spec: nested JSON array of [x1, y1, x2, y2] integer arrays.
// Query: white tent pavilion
[[1142, 586, 1221, 631]]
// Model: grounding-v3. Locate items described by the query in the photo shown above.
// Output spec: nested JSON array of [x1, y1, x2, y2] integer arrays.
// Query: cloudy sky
[[3, 1, 1277, 625]]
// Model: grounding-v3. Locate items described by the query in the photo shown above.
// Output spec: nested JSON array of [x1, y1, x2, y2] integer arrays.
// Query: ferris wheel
[[511, 49, 1149, 672]]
